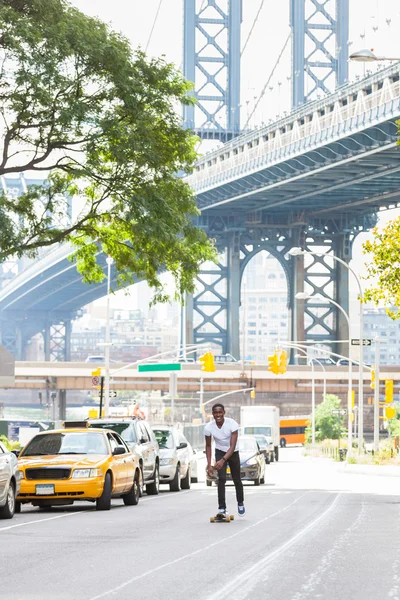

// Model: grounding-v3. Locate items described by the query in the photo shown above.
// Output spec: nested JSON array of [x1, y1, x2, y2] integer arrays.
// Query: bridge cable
[[145, 0, 164, 53], [241, 0, 266, 57], [243, 31, 291, 130]]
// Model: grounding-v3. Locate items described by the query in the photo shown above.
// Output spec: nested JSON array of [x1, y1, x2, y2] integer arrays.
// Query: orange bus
[[280, 416, 310, 447]]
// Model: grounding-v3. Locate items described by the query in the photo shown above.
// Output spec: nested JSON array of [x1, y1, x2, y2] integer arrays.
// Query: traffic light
[[348, 389, 355, 409], [91, 368, 101, 377], [268, 352, 280, 375], [385, 380, 394, 404], [199, 352, 216, 372], [370, 368, 376, 389], [385, 406, 396, 420], [250, 389, 256, 399], [278, 350, 287, 374]]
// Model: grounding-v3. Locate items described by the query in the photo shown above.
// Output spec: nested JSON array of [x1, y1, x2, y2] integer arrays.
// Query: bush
[[0, 435, 21, 451]]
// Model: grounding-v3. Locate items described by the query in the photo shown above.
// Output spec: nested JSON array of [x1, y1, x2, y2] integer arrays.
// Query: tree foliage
[[363, 219, 400, 318], [0, 0, 215, 300], [305, 394, 345, 442]]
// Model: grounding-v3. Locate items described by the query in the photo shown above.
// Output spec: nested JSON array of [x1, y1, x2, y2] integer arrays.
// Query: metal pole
[[311, 360, 315, 444], [358, 304, 364, 453], [104, 257, 112, 418], [373, 337, 380, 452], [241, 281, 247, 373], [169, 372, 177, 425], [199, 376, 204, 422], [347, 337, 352, 455], [99, 376, 104, 418]]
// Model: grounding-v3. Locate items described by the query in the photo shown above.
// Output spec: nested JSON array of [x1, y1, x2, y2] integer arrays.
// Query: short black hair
[[212, 403, 225, 412]]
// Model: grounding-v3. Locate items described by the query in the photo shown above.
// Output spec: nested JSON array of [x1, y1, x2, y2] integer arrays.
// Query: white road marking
[[87, 491, 310, 600], [0, 490, 192, 533], [208, 493, 341, 600]]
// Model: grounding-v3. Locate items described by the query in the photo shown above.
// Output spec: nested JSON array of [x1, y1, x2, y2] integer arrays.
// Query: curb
[[337, 463, 400, 477]]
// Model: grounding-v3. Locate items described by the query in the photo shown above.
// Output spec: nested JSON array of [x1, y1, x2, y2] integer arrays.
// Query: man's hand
[[214, 459, 226, 471], [207, 465, 216, 478]]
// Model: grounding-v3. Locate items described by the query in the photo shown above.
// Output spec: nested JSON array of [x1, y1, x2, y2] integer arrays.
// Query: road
[[2, 448, 400, 600]]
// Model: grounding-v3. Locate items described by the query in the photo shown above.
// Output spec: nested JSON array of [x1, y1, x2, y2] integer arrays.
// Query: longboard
[[210, 513, 235, 523]]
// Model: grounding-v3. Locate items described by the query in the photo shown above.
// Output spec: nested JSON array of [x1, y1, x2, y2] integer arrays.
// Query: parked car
[[85, 356, 117, 363], [0, 441, 20, 519], [152, 426, 193, 491], [336, 359, 359, 367], [252, 434, 274, 464], [16, 425, 141, 511], [87, 417, 160, 496], [206, 435, 265, 486], [314, 357, 336, 365]]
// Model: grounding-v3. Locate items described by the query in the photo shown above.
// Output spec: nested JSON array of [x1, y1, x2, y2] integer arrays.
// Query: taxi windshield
[[239, 438, 257, 453], [21, 432, 108, 456], [153, 429, 174, 449]]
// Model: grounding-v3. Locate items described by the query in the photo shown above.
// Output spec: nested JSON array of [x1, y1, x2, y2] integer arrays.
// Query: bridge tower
[[291, 0, 349, 107], [183, 0, 242, 141]]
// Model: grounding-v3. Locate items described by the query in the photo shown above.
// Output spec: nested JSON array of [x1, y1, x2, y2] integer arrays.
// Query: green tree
[[386, 403, 400, 437], [363, 219, 400, 318], [305, 394, 345, 442], [0, 0, 215, 301]]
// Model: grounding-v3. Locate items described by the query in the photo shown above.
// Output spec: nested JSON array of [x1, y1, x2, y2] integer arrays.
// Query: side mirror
[[177, 442, 188, 449], [140, 438, 147, 444], [12, 450, 20, 457], [112, 446, 125, 456]]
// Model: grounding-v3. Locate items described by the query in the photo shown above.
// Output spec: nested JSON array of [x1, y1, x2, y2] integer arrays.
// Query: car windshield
[[153, 429, 174, 449], [239, 438, 257, 453], [21, 432, 108, 456], [243, 426, 272, 437], [254, 436, 267, 448], [89, 422, 137, 444]]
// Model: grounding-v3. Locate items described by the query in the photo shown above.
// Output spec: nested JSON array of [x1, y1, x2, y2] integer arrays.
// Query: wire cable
[[145, 0, 164, 53], [241, 0, 266, 57], [243, 32, 291, 130]]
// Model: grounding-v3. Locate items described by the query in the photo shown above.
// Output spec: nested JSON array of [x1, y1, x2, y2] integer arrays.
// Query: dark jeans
[[215, 449, 244, 510]]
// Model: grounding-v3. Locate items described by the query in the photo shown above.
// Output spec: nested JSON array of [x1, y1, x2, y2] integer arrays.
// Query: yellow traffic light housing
[[268, 352, 280, 375], [250, 389, 256, 399], [199, 352, 216, 372], [278, 350, 287, 374], [385, 380, 394, 404], [370, 368, 376, 389], [385, 406, 396, 420], [91, 367, 101, 377]]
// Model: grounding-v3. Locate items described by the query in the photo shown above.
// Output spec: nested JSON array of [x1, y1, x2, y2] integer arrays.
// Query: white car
[[0, 441, 20, 518], [151, 426, 193, 491]]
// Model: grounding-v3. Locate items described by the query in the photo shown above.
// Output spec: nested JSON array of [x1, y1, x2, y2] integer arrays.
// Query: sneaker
[[217, 508, 226, 515], [238, 503, 245, 516]]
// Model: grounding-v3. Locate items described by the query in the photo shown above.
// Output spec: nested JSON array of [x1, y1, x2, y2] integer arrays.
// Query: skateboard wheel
[[210, 517, 215, 523], [230, 515, 234, 521], [226, 516, 230, 522]]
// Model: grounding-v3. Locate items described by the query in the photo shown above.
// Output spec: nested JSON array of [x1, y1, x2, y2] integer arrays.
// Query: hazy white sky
[[68, 0, 400, 308]]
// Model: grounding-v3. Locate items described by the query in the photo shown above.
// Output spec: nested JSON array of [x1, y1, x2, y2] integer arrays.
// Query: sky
[[69, 0, 400, 309]]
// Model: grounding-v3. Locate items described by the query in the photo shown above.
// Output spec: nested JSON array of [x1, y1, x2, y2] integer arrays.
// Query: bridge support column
[[44, 319, 73, 362], [290, 232, 305, 364], [227, 232, 241, 359], [335, 235, 351, 361], [58, 389, 67, 421]]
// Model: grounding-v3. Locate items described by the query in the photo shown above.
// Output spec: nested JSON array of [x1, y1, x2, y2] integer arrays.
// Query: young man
[[205, 403, 245, 516]]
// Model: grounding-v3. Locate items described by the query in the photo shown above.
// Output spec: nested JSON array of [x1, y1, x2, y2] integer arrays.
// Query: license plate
[[36, 484, 54, 495]]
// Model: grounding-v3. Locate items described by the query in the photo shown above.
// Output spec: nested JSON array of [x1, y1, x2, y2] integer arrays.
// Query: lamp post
[[349, 49, 400, 62], [289, 247, 364, 451], [295, 291, 352, 455], [293, 350, 325, 445], [104, 256, 113, 418]]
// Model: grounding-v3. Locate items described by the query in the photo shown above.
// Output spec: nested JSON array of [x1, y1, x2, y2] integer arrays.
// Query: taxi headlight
[[245, 458, 257, 466], [72, 468, 102, 478], [160, 458, 174, 466], [17, 469, 24, 480]]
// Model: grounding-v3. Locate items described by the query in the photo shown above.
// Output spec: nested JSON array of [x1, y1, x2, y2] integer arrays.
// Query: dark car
[[87, 418, 160, 496], [228, 436, 265, 486]]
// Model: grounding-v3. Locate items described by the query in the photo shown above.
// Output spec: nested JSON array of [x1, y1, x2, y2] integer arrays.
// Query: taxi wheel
[[15, 501, 21, 514], [138, 467, 144, 497], [181, 466, 191, 490], [0, 481, 15, 519], [123, 471, 140, 506], [169, 464, 181, 492], [206, 480, 212, 487], [96, 473, 112, 511], [146, 465, 160, 496]]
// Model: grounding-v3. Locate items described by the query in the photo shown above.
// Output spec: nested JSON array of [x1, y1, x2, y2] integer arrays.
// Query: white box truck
[[240, 406, 280, 462]]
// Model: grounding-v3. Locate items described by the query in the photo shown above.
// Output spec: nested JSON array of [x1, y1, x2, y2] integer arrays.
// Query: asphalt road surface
[[2, 448, 400, 600]]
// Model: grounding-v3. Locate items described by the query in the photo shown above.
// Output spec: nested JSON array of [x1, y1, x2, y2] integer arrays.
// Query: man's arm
[[214, 430, 238, 470], [205, 435, 213, 476]]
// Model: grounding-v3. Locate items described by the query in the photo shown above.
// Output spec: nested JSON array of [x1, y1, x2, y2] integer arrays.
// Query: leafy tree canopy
[[363, 220, 400, 319], [305, 394, 345, 442], [0, 0, 215, 301]]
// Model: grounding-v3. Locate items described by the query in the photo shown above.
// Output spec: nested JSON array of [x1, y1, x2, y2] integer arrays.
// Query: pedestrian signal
[[370, 368, 376, 389], [385, 380, 394, 404], [91, 368, 101, 377], [268, 352, 280, 375], [278, 350, 287, 374], [199, 352, 216, 372]]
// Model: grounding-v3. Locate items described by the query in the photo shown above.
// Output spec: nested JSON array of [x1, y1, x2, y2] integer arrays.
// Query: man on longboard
[[205, 403, 245, 517]]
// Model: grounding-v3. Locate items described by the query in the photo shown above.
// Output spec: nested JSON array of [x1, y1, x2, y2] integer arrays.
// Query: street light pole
[[373, 337, 380, 452], [104, 256, 113, 418]]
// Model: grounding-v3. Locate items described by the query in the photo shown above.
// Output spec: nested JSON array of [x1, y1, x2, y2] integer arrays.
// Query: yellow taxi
[[16, 422, 141, 512]]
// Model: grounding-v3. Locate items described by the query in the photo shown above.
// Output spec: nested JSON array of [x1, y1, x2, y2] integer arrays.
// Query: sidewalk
[[337, 462, 400, 477]]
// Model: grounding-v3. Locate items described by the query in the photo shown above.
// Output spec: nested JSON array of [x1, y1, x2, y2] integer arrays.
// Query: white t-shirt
[[204, 417, 239, 452]]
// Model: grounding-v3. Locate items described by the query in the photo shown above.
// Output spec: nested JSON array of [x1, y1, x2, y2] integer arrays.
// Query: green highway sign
[[138, 363, 182, 373]]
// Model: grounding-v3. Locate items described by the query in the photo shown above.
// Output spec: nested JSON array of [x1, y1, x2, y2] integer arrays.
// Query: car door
[[177, 432, 190, 477], [107, 433, 126, 493], [113, 432, 135, 492], [136, 422, 152, 480], [0, 442, 10, 505], [143, 422, 158, 477]]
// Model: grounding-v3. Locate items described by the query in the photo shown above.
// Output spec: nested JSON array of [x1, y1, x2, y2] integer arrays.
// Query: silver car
[[0, 441, 20, 518], [152, 427, 192, 492]]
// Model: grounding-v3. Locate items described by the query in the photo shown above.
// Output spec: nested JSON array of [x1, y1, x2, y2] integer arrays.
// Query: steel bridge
[[0, 0, 399, 362]]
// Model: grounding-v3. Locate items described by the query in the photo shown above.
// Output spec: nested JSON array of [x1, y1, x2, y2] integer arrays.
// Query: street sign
[[138, 363, 182, 372], [98, 391, 117, 398], [351, 339, 372, 346], [332, 409, 347, 416], [92, 376, 100, 387]]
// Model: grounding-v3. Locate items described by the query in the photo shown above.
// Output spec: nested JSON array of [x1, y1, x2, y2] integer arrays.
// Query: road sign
[[138, 363, 182, 372], [98, 390, 117, 398], [92, 376, 100, 387], [332, 409, 347, 416], [351, 339, 372, 346]]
